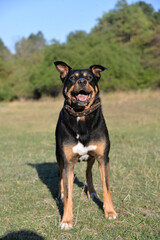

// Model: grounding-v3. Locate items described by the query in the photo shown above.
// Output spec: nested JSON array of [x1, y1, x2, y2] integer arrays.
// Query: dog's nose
[[77, 78, 87, 85]]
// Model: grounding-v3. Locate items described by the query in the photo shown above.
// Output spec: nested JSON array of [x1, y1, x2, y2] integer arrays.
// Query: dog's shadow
[[28, 162, 63, 218], [28, 162, 103, 219]]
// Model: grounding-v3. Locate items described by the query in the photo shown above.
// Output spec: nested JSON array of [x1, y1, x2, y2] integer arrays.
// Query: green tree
[[136, 1, 154, 17], [67, 31, 87, 43], [0, 38, 12, 61], [154, 10, 160, 25], [93, 0, 151, 42], [15, 31, 46, 59]]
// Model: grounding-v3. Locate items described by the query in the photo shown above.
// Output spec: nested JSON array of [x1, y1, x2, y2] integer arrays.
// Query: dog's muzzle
[[71, 78, 93, 106]]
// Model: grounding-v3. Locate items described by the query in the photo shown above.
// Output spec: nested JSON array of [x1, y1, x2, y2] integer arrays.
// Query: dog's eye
[[86, 75, 92, 81], [70, 76, 76, 81]]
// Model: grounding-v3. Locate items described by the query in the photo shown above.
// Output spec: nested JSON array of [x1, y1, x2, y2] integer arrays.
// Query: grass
[[0, 90, 160, 240]]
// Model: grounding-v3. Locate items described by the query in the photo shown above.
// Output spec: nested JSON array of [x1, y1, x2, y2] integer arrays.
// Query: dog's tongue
[[76, 94, 88, 102]]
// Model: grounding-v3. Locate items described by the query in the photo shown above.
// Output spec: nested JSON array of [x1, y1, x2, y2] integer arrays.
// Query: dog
[[54, 61, 118, 230]]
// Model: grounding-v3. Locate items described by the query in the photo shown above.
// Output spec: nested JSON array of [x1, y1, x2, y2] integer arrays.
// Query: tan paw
[[105, 209, 118, 220]]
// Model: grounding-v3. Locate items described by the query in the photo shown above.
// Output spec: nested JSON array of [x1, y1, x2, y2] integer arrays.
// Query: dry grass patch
[[0, 90, 160, 240]]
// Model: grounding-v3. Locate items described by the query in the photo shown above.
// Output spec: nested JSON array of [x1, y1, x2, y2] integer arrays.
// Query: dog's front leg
[[60, 163, 74, 230], [98, 159, 118, 220]]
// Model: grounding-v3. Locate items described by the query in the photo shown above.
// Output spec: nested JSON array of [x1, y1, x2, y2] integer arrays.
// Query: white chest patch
[[72, 142, 97, 161], [77, 117, 80, 122], [76, 134, 80, 139]]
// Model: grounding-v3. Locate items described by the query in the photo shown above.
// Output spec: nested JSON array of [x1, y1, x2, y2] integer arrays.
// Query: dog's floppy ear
[[54, 61, 72, 81], [89, 65, 107, 79]]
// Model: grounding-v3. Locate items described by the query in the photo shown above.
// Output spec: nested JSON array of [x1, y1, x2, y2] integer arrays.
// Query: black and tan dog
[[54, 61, 118, 230]]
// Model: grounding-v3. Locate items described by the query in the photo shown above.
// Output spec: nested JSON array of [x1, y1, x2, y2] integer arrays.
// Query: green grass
[[0, 91, 160, 240]]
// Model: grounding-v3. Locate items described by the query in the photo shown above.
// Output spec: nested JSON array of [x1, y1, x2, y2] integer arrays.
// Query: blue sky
[[0, 0, 160, 53]]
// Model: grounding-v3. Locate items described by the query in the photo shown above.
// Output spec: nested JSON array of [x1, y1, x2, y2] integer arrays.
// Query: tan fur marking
[[63, 144, 78, 163], [89, 139, 106, 157], [84, 84, 96, 110], [79, 116, 85, 121], [91, 66, 102, 78], [65, 85, 74, 105], [74, 72, 79, 77], [64, 87, 67, 95], [83, 72, 88, 77], [57, 65, 69, 79]]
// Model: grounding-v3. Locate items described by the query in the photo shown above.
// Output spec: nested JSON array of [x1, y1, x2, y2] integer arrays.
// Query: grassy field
[[0, 91, 160, 240]]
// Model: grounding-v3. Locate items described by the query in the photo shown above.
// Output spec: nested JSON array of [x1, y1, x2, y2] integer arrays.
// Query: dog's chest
[[72, 117, 97, 161], [72, 141, 96, 161]]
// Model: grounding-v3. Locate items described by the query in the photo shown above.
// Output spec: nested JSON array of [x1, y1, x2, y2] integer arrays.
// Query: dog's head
[[54, 61, 107, 108]]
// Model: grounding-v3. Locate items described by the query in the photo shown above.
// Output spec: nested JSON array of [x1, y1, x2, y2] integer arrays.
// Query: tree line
[[0, 0, 160, 101]]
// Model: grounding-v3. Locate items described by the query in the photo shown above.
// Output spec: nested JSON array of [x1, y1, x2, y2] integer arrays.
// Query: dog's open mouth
[[72, 90, 91, 106]]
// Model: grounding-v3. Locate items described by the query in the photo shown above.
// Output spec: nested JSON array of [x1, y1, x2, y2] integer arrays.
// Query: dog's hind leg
[[86, 157, 98, 199]]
